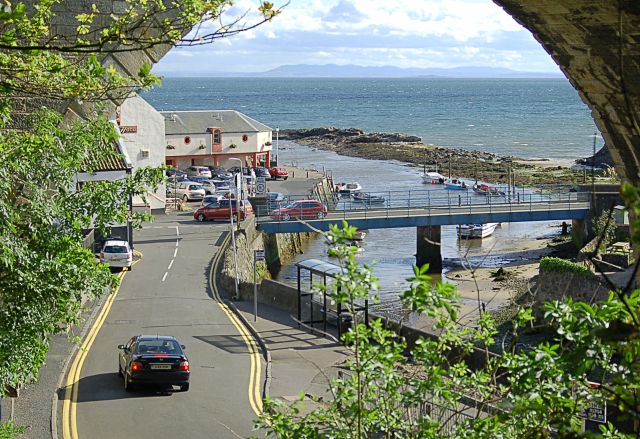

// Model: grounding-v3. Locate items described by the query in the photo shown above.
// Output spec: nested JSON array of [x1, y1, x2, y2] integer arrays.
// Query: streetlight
[[275, 126, 279, 166], [228, 157, 243, 300]]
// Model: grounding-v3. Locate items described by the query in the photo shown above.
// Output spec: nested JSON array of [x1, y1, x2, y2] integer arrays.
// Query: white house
[[162, 110, 273, 170], [115, 94, 166, 213]]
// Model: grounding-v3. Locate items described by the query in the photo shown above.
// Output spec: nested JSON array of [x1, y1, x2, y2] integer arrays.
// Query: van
[[186, 166, 212, 179]]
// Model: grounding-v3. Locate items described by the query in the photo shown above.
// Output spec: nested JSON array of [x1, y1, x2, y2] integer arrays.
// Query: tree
[[0, 0, 281, 399], [258, 204, 640, 437]]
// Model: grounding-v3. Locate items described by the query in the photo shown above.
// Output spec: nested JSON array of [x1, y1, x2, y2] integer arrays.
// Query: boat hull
[[458, 223, 498, 239]]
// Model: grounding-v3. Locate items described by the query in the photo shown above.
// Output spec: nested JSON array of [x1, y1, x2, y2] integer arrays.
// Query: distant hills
[[160, 64, 563, 79]]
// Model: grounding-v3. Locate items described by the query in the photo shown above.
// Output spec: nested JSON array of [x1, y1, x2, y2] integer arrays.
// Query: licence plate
[[150, 364, 172, 370]]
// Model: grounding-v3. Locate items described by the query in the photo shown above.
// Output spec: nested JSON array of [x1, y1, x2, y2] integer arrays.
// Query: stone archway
[[493, 0, 640, 185]]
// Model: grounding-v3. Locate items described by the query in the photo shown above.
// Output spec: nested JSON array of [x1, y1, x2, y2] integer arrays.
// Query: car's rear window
[[188, 185, 202, 190], [135, 339, 182, 355], [104, 245, 128, 253]]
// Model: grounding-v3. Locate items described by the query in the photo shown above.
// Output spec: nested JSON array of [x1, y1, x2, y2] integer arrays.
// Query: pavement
[[3, 167, 350, 438]]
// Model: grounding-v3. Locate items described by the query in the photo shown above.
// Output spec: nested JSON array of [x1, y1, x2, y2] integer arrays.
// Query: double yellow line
[[61, 269, 126, 439], [209, 234, 263, 415]]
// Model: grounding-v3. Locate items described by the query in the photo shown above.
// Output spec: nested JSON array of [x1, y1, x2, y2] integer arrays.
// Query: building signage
[[119, 125, 138, 134], [255, 249, 265, 261], [578, 382, 607, 423]]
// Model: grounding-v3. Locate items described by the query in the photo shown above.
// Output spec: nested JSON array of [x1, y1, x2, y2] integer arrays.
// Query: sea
[[142, 77, 602, 160], [142, 77, 601, 314]]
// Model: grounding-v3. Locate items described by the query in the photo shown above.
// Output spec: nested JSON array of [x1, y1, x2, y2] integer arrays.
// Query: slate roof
[[161, 110, 272, 135], [87, 141, 131, 172]]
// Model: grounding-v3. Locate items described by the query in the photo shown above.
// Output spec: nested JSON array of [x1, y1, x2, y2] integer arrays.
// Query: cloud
[[155, 0, 560, 74]]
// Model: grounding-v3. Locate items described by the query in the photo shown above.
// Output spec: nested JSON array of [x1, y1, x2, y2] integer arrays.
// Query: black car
[[208, 165, 232, 179], [118, 335, 190, 392]]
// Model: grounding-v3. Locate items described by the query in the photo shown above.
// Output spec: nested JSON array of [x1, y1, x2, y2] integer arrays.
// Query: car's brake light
[[131, 361, 143, 371], [127, 253, 132, 262], [178, 360, 190, 371]]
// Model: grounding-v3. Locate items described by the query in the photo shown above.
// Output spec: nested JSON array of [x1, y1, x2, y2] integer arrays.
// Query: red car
[[270, 200, 327, 221], [193, 199, 248, 222], [269, 166, 289, 180]]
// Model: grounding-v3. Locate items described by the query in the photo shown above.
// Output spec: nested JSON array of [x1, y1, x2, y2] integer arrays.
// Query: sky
[[154, 0, 561, 76]]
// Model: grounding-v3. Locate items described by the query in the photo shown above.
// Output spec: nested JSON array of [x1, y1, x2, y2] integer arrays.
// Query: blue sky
[[154, 0, 560, 75]]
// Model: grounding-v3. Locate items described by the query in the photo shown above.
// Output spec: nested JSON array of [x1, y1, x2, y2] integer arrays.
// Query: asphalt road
[[68, 212, 261, 438]]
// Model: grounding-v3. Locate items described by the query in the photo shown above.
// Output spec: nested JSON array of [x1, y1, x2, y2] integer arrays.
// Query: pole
[[275, 127, 279, 167], [253, 251, 257, 322], [448, 154, 452, 179], [230, 201, 239, 300], [592, 132, 597, 207]]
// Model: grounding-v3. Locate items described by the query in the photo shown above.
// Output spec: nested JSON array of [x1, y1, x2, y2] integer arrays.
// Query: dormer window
[[213, 129, 221, 144], [209, 127, 222, 152]]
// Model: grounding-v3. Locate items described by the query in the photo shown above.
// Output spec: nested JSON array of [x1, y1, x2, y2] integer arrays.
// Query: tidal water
[[275, 141, 562, 311], [142, 77, 602, 161]]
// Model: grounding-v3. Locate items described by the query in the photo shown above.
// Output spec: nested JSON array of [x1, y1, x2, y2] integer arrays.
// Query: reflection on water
[[276, 141, 560, 313]]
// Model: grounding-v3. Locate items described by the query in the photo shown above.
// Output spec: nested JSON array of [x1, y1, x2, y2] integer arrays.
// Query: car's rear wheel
[[197, 213, 206, 222], [180, 383, 190, 392], [282, 213, 290, 221], [124, 372, 134, 392], [182, 195, 189, 202], [284, 177, 288, 180], [317, 211, 325, 219]]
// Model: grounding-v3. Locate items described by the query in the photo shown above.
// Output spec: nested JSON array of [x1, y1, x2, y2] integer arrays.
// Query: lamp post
[[591, 132, 598, 209], [228, 157, 243, 300], [275, 126, 279, 166]]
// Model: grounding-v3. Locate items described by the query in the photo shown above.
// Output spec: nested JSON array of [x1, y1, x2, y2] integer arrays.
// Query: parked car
[[166, 168, 186, 180], [253, 166, 271, 179], [229, 166, 255, 185], [99, 239, 132, 270], [118, 335, 190, 392], [171, 181, 205, 202], [186, 165, 212, 179], [193, 199, 248, 222], [266, 192, 287, 203], [201, 194, 225, 206], [208, 166, 232, 179], [198, 180, 219, 195], [210, 178, 231, 191], [189, 175, 210, 184], [269, 166, 289, 180], [270, 200, 327, 221]]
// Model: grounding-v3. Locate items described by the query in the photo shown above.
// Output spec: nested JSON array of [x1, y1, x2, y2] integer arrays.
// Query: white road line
[[162, 272, 168, 282], [175, 240, 179, 247], [174, 248, 178, 258], [168, 259, 174, 270], [175, 226, 180, 237]]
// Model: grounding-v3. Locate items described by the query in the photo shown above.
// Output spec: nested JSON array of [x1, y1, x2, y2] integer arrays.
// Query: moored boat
[[353, 230, 367, 241], [472, 183, 505, 197], [445, 179, 468, 190], [421, 171, 446, 185], [335, 182, 362, 196], [351, 192, 386, 204], [458, 223, 498, 239]]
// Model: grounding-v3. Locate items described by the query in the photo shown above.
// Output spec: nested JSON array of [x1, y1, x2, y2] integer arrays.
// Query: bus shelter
[[295, 258, 369, 338]]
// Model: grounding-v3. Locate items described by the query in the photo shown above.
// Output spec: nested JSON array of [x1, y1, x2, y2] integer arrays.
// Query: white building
[[115, 94, 166, 213], [162, 110, 273, 170]]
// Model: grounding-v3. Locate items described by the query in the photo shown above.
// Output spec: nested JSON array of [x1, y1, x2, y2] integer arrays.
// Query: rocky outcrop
[[575, 145, 614, 168]]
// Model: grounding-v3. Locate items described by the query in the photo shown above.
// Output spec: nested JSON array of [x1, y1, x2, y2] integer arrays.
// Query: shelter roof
[[161, 110, 272, 135], [295, 259, 343, 278]]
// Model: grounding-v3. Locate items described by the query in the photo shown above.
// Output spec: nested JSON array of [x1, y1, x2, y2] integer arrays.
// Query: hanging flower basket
[[265, 141, 272, 146], [198, 144, 206, 150], [166, 144, 175, 150], [229, 143, 237, 149]]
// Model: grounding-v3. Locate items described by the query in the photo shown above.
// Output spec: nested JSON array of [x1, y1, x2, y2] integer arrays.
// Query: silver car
[[172, 182, 206, 202], [100, 240, 132, 270]]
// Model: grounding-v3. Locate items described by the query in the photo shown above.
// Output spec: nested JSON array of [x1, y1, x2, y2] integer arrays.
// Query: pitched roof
[[82, 122, 132, 173], [161, 110, 272, 135]]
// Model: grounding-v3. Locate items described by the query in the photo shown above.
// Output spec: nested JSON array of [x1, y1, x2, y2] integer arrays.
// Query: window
[[213, 129, 221, 144], [184, 136, 191, 144], [242, 134, 249, 142]]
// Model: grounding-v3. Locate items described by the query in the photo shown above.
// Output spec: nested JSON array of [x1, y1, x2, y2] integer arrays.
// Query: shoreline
[[280, 127, 587, 186]]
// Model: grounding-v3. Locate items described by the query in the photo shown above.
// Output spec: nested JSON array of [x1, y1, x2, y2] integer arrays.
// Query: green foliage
[[540, 256, 592, 276], [258, 222, 640, 437], [0, 421, 25, 439], [592, 209, 617, 252]]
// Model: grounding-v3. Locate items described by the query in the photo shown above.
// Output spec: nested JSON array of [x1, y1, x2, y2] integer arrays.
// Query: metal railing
[[253, 188, 590, 223]]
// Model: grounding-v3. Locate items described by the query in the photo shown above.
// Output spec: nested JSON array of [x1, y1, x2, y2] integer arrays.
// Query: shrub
[[540, 257, 592, 276]]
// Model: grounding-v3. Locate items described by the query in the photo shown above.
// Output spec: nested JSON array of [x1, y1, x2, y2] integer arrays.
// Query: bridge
[[254, 189, 591, 273]]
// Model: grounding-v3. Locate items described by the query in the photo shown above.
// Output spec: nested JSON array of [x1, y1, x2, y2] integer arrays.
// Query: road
[[61, 211, 262, 439]]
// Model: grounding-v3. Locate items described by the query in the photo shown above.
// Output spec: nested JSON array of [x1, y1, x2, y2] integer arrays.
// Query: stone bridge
[[18, 1, 640, 186]]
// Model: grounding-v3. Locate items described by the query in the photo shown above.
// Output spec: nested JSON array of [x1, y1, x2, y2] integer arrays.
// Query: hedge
[[539, 257, 592, 276]]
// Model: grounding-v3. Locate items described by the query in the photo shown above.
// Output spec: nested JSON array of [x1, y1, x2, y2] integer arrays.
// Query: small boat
[[351, 192, 385, 204], [328, 239, 364, 256], [421, 171, 446, 185], [472, 183, 505, 197], [335, 182, 362, 196], [458, 223, 498, 239], [445, 179, 468, 190], [353, 230, 367, 241]]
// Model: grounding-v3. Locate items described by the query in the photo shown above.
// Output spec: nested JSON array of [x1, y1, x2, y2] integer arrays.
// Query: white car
[[100, 240, 132, 269], [186, 166, 212, 179], [201, 194, 226, 206]]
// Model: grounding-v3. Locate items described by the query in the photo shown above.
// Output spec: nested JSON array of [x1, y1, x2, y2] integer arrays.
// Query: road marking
[[168, 259, 174, 270], [174, 248, 178, 258], [162, 271, 168, 282], [62, 256, 143, 439], [176, 240, 179, 247], [209, 235, 263, 415], [175, 226, 180, 237]]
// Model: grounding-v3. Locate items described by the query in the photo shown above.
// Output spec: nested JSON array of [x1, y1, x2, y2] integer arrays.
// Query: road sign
[[255, 249, 265, 261], [256, 176, 266, 194], [577, 381, 607, 424]]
